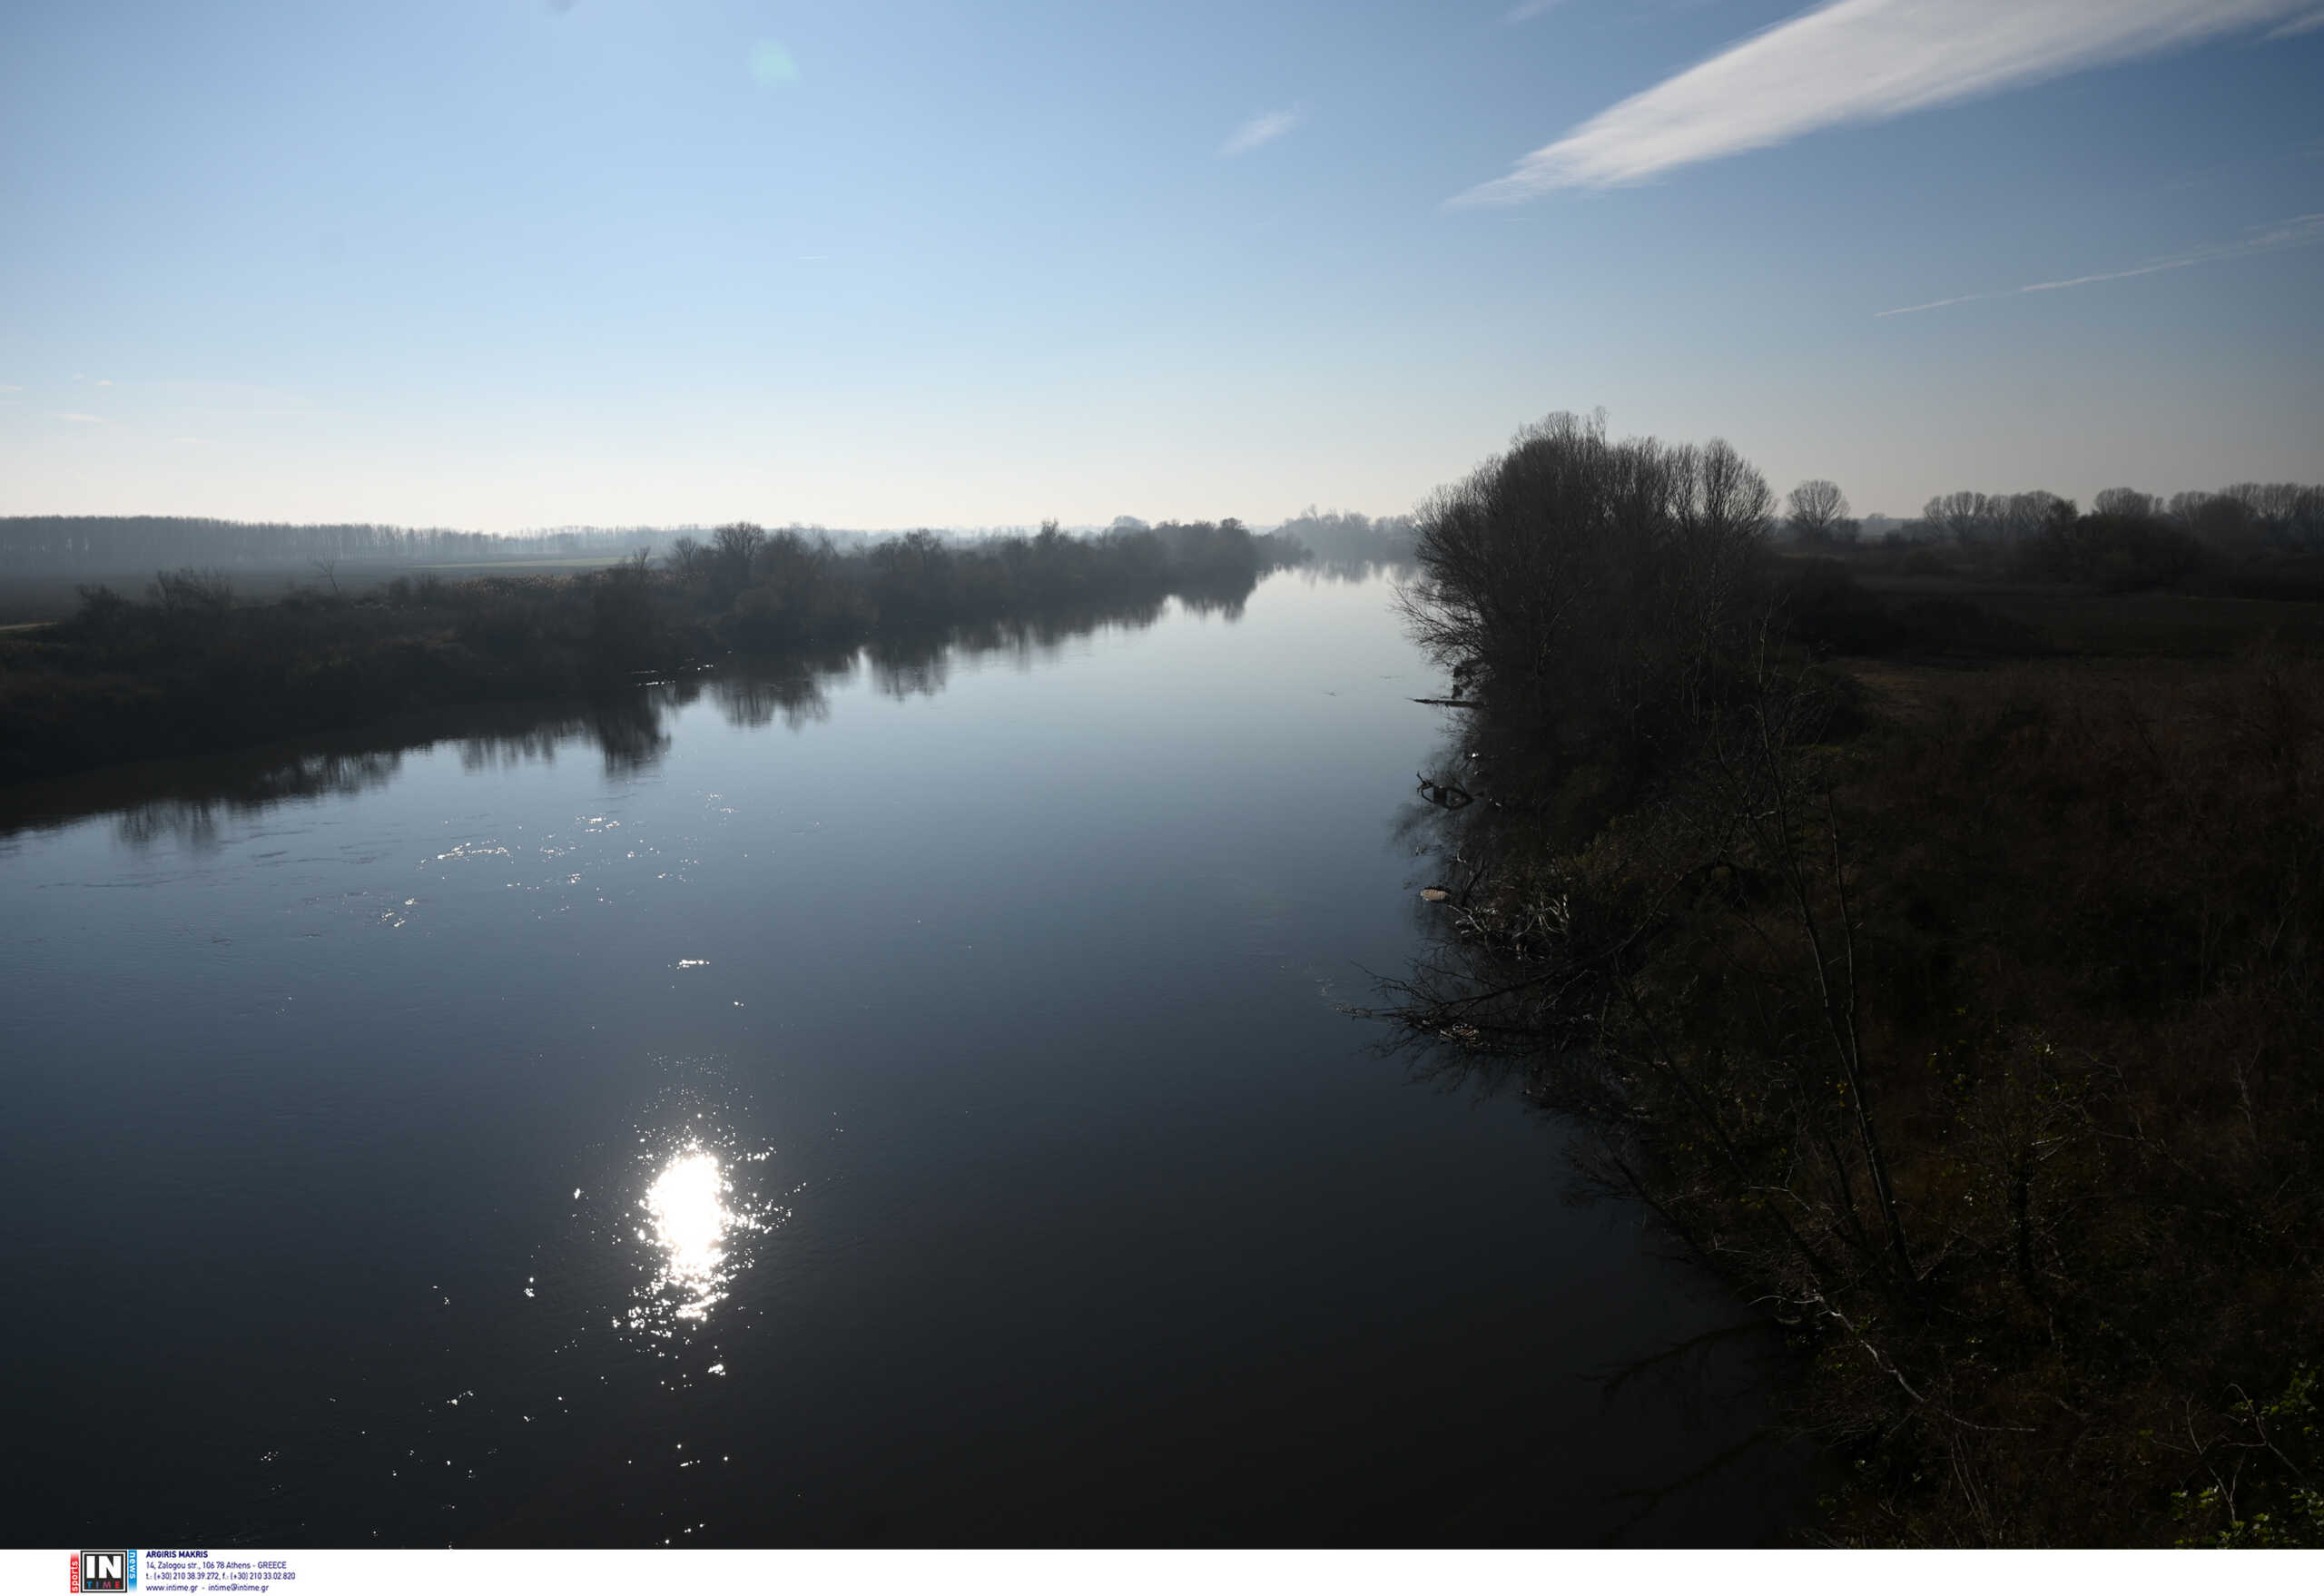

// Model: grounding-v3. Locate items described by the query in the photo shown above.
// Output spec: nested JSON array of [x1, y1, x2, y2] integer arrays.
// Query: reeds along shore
[[0, 520, 1299, 784], [1382, 414, 2324, 1546]]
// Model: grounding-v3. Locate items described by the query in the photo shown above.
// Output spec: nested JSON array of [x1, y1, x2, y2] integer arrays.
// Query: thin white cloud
[[1453, 0, 2316, 202], [1505, 0, 1562, 21], [1876, 212, 2324, 317], [0, 383, 22, 392], [1220, 110, 1300, 156], [2267, 6, 2324, 34], [52, 412, 106, 423]]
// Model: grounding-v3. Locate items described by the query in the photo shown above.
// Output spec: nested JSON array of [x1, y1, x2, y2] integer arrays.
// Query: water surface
[[0, 571, 1802, 1546]]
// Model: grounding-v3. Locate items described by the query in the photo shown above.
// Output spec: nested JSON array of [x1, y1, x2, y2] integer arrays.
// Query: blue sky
[[2, 0, 2319, 531]]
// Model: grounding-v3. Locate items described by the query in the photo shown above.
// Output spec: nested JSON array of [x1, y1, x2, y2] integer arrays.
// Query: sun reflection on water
[[625, 1143, 768, 1335], [647, 1149, 733, 1311]]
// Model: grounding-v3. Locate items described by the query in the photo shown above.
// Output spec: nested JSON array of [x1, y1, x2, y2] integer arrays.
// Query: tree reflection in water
[[0, 583, 1233, 850]]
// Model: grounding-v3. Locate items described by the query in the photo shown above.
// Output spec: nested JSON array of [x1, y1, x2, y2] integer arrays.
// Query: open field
[[1851, 578, 2324, 656], [1767, 546, 2324, 660]]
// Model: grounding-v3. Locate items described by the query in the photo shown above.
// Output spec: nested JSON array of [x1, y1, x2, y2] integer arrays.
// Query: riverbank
[[0, 523, 1296, 784], [1381, 417, 2324, 1545], [1401, 626, 2324, 1547]]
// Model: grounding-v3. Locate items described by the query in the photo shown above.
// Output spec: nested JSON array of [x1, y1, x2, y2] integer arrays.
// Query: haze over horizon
[[4, 0, 2319, 534]]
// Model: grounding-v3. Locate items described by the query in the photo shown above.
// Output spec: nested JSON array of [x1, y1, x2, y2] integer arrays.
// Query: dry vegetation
[[1383, 415, 2324, 1545]]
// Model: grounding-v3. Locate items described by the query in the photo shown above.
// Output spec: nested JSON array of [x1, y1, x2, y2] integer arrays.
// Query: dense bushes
[[1779, 560, 2043, 660], [1805, 659, 2324, 1543], [1393, 655, 2324, 1546], [2013, 510, 2208, 592], [1384, 413, 2324, 1545], [0, 523, 1298, 783], [0, 569, 648, 783], [1400, 411, 1773, 783]]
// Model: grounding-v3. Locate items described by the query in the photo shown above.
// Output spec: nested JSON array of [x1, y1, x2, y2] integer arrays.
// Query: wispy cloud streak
[[2267, 6, 2324, 35], [1454, 0, 2315, 202], [1220, 110, 1300, 156], [1505, 0, 1563, 22], [1876, 212, 2324, 317]]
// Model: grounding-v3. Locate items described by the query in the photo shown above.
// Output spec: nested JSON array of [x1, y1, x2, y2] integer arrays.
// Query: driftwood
[[1415, 773, 1473, 810]]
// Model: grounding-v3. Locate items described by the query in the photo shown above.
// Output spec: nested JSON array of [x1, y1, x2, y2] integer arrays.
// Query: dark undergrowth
[[1382, 415, 2324, 1545], [1733, 654, 2324, 1544]]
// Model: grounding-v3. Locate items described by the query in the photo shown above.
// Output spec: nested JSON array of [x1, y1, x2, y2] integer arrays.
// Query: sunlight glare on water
[[642, 1147, 736, 1324]]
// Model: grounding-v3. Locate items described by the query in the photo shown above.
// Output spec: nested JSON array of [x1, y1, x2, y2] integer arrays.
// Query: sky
[[2, 0, 2319, 532]]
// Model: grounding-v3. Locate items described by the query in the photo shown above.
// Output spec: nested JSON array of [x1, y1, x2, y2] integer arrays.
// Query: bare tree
[[1400, 410, 1772, 744], [2093, 487, 2158, 520], [707, 522, 768, 596], [2224, 481, 2324, 547], [2173, 491, 2260, 551], [1787, 479, 1852, 544], [1996, 491, 2063, 544], [663, 534, 708, 581], [1924, 490, 1999, 546]]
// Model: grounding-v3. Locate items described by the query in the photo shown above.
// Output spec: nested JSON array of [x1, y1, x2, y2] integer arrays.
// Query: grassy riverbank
[[0, 520, 1295, 784], [1384, 417, 2324, 1546]]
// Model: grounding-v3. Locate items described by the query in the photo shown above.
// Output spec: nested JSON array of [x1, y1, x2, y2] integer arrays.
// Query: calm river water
[[1, 570, 1806, 1546]]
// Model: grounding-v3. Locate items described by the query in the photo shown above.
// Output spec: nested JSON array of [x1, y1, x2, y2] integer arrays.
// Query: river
[[0, 568, 1806, 1546]]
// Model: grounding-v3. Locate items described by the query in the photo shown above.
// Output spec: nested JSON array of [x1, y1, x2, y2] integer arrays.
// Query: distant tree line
[[1269, 507, 1419, 568], [1911, 483, 2324, 551], [658, 517, 1299, 651], [0, 558, 1233, 840], [1777, 481, 2323, 552], [0, 518, 1300, 784], [0, 516, 665, 574], [0, 510, 1377, 580], [1773, 478, 2324, 594]]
